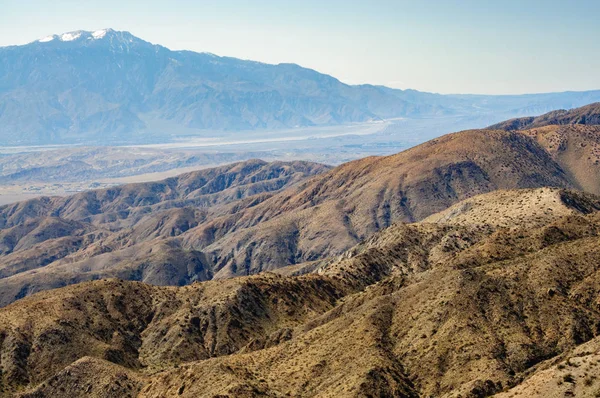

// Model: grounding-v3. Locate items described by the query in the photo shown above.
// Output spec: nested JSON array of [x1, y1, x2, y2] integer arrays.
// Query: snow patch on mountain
[[92, 29, 108, 39], [60, 32, 82, 41], [36, 29, 114, 44]]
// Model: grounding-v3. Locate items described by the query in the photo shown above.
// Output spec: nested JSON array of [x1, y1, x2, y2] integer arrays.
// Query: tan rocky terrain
[[521, 125, 600, 195], [422, 188, 600, 227], [489, 102, 600, 131], [177, 127, 585, 279], [1, 187, 600, 397], [2, 103, 600, 306], [0, 159, 329, 305], [489, 104, 600, 195], [493, 337, 600, 398], [1, 104, 600, 397], [0, 127, 577, 305]]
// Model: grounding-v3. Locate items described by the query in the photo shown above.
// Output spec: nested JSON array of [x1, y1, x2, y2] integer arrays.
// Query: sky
[[1, 0, 599, 94]]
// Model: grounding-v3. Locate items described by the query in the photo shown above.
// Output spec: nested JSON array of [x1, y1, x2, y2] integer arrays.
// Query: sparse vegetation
[[563, 374, 575, 383], [585, 376, 595, 386], [0, 108, 599, 397]]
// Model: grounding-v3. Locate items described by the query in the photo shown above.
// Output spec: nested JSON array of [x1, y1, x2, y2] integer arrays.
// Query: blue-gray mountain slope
[[1, 29, 599, 145]]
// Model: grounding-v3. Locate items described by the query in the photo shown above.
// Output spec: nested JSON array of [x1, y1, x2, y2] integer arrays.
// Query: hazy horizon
[[2, 0, 599, 95]]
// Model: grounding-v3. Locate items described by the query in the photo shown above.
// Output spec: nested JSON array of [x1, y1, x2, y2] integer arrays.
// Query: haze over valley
[[1, 29, 600, 205]]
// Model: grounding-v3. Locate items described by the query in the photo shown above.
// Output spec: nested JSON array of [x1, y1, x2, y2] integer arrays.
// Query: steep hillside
[[3, 188, 600, 397], [489, 102, 600, 131], [1, 125, 598, 305], [0, 159, 328, 228], [520, 125, 600, 194], [2, 102, 600, 305], [0, 159, 329, 305], [0, 274, 345, 397], [178, 103, 600, 278], [493, 336, 600, 398], [489, 103, 600, 194], [181, 129, 576, 278]]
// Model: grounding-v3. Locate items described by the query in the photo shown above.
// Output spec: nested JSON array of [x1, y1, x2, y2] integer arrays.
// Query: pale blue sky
[[1, 0, 599, 94]]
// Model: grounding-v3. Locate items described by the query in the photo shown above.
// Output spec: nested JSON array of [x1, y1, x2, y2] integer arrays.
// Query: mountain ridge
[[0, 104, 599, 395], [3, 187, 600, 396], [489, 102, 600, 131], [2, 29, 600, 144], [0, 102, 599, 306]]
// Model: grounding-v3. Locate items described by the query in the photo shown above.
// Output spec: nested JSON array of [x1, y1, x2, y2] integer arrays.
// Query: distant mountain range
[[1, 29, 600, 145]]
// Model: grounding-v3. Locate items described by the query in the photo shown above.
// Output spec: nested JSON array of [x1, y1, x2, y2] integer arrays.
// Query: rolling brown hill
[[180, 128, 577, 279], [489, 102, 600, 131], [0, 128, 591, 306], [493, 336, 600, 397], [2, 188, 600, 397], [0, 160, 329, 305], [173, 103, 600, 278], [1, 103, 600, 307], [0, 128, 577, 305], [1, 104, 600, 397], [0, 159, 330, 229], [488, 101, 600, 194], [520, 125, 600, 194], [422, 187, 600, 227]]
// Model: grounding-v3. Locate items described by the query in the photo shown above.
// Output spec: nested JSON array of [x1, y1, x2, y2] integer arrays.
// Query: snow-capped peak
[[36, 29, 117, 44], [38, 35, 55, 43], [60, 31, 83, 41], [30, 29, 153, 52], [92, 29, 108, 39]]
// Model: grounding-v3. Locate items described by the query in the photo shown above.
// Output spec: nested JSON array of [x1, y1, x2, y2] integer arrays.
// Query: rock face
[[2, 187, 600, 397]]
